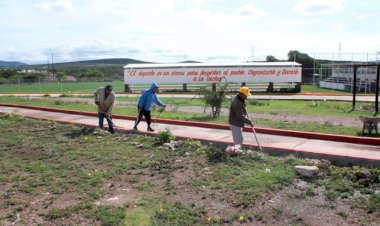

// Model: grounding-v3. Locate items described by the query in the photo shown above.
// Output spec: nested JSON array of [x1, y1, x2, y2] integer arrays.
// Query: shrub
[[155, 128, 175, 144], [195, 80, 228, 118]]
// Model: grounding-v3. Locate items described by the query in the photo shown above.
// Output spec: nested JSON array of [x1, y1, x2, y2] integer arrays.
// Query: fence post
[[295, 82, 301, 92], [267, 82, 273, 92], [124, 84, 130, 92], [39, 77, 41, 92], [18, 78, 20, 92], [182, 83, 187, 92], [212, 83, 216, 91]]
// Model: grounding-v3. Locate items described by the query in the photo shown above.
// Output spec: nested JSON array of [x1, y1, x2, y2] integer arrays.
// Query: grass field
[[1, 114, 379, 225], [0, 80, 126, 93], [0, 79, 352, 94]]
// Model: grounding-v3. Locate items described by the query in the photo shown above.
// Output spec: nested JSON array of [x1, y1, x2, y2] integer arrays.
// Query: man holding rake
[[94, 84, 115, 134], [133, 82, 166, 132], [228, 86, 253, 146]]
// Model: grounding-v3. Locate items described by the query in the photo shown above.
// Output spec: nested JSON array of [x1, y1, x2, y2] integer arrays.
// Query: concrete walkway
[[1, 105, 380, 167]]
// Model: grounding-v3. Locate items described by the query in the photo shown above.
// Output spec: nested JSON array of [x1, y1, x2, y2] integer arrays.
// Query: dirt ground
[[89, 156, 380, 226]]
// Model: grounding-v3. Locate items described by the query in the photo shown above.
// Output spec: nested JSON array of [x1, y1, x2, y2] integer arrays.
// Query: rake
[[247, 114, 263, 153], [152, 99, 170, 127], [251, 125, 263, 153]]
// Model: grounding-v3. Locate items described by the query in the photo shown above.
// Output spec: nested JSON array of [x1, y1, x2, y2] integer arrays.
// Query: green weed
[[155, 128, 175, 144]]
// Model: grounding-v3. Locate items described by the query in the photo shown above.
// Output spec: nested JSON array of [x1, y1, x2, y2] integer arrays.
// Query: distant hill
[[0, 61, 28, 67], [54, 58, 151, 66], [6, 58, 203, 79], [24, 58, 153, 79], [178, 61, 202, 63]]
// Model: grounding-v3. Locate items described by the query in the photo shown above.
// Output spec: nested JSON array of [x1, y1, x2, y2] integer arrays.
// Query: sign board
[[124, 62, 301, 84]]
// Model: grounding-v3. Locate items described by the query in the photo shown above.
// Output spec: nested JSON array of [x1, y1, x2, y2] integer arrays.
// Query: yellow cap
[[239, 86, 251, 96]]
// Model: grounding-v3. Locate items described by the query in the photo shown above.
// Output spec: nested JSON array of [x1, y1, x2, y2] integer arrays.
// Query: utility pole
[[51, 54, 55, 78], [47, 54, 51, 77]]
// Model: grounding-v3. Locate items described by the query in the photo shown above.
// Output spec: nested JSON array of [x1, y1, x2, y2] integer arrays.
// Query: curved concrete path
[[1, 104, 380, 167]]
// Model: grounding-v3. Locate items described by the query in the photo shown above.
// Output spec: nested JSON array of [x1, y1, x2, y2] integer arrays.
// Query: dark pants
[[134, 107, 151, 128], [98, 112, 114, 134]]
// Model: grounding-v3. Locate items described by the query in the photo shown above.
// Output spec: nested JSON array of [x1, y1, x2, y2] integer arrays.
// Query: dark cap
[[105, 84, 113, 91]]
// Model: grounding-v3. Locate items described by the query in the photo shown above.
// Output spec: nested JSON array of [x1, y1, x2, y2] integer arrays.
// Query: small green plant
[[368, 193, 380, 212], [325, 190, 340, 201], [305, 187, 317, 196], [59, 93, 71, 98], [136, 181, 155, 191], [43, 93, 50, 97], [155, 128, 175, 144], [180, 140, 207, 155], [205, 146, 227, 163], [54, 100, 65, 105], [0, 113, 24, 121], [336, 210, 349, 218], [248, 99, 270, 106], [44, 207, 72, 220]]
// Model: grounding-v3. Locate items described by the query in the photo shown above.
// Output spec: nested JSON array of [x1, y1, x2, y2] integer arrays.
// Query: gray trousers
[[230, 124, 243, 145]]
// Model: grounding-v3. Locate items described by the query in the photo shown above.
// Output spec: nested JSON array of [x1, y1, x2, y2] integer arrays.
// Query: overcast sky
[[0, 0, 379, 64]]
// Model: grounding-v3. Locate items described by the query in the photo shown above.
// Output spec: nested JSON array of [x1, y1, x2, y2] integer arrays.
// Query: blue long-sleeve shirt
[[138, 82, 164, 111]]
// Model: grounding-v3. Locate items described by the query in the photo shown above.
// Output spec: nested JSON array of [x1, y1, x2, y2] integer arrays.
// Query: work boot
[[147, 127, 155, 132]]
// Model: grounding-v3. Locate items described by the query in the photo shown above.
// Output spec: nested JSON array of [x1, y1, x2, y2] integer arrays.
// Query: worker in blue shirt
[[133, 82, 166, 131]]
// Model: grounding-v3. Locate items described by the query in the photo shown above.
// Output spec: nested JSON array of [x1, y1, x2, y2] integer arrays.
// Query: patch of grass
[[164, 179, 177, 194], [246, 99, 375, 118], [154, 201, 204, 225], [54, 99, 66, 105], [0, 81, 125, 93], [94, 206, 125, 226], [205, 146, 227, 163], [124, 207, 152, 226], [209, 155, 305, 206], [44, 207, 72, 220], [136, 181, 155, 191], [368, 193, 380, 212]]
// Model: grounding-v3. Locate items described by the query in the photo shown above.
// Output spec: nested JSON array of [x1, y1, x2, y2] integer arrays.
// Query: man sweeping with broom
[[94, 84, 115, 134], [228, 86, 253, 146]]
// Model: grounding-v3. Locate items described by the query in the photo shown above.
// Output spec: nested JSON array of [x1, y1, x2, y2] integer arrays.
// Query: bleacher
[[320, 76, 375, 92]]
